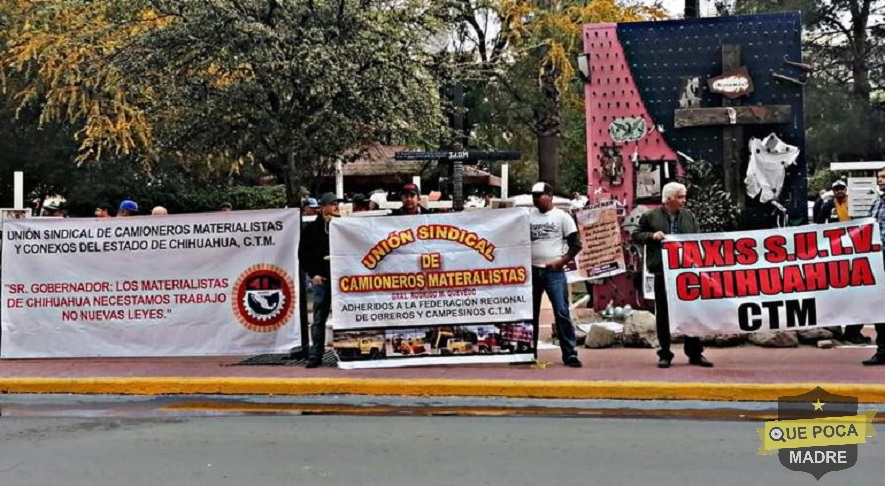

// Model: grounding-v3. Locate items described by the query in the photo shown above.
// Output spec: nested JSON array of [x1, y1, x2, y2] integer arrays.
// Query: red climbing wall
[[583, 23, 679, 310]]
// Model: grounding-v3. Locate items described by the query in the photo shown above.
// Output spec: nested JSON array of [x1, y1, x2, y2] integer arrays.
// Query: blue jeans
[[532, 267, 577, 362], [308, 280, 332, 359]]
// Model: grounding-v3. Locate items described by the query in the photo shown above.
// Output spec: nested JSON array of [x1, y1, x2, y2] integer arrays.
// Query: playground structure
[[581, 13, 807, 310]]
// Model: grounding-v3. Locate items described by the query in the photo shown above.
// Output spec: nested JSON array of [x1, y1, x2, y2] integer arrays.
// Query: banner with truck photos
[[663, 219, 885, 336], [329, 208, 535, 369], [1, 209, 301, 358]]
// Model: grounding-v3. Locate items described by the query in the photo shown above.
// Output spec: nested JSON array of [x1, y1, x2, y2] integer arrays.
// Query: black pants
[[308, 280, 332, 359], [876, 324, 885, 356], [653, 273, 702, 360], [874, 255, 885, 355], [843, 325, 865, 340]]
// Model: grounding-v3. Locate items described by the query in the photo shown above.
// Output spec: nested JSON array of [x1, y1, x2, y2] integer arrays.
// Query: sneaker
[[564, 355, 583, 368]]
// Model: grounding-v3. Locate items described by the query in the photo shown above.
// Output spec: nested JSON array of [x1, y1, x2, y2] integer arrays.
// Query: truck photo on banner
[[1, 209, 301, 358], [330, 208, 534, 369], [662, 219, 885, 336]]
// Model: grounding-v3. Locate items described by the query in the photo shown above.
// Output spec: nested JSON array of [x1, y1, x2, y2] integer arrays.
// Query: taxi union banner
[[757, 386, 877, 479], [329, 208, 534, 369], [662, 219, 885, 336], [1, 209, 301, 358]]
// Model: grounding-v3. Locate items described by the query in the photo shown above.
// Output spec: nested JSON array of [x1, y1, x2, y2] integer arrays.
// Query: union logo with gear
[[231, 264, 296, 332]]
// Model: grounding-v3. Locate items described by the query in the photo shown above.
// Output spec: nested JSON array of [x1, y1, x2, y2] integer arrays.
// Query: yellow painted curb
[[3, 377, 885, 402]]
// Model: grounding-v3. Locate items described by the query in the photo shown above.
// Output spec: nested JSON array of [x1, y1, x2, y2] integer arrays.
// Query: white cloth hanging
[[744, 133, 799, 203]]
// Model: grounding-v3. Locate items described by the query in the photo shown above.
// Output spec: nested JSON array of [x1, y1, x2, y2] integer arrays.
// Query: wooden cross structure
[[673, 45, 792, 206], [394, 149, 521, 210]]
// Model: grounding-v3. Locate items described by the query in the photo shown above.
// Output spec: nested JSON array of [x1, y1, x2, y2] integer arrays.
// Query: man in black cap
[[351, 193, 370, 212], [391, 183, 428, 216], [298, 192, 340, 368]]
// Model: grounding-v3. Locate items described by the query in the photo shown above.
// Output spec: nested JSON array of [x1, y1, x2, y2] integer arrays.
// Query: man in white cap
[[814, 180, 849, 224], [814, 179, 868, 344], [529, 182, 583, 368], [151, 206, 168, 216]]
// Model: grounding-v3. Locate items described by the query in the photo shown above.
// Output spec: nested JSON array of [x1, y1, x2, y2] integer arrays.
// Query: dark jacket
[[632, 207, 700, 274], [299, 217, 331, 279], [390, 205, 430, 216], [814, 198, 846, 224]]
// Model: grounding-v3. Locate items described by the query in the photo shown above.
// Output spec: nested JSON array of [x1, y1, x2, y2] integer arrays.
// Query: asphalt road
[[0, 415, 881, 485]]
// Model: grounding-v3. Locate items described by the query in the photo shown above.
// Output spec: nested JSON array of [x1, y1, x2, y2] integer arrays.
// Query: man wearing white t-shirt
[[530, 182, 583, 368]]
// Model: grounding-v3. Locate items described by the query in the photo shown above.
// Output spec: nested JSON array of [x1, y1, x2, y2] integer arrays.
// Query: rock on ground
[[748, 331, 799, 348]]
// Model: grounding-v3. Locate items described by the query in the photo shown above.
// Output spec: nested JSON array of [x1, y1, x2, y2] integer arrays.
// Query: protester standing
[[862, 167, 885, 365], [814, 180, 868, 343], [117, 200, 138, 217], [632, 182, 713, 369], [298, 192, 340, 368], [391, 183, 428, 216], [529, 182, 583, 368]]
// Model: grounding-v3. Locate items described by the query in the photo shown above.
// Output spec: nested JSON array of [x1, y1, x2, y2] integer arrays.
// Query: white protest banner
[[1, 209, 300, 358], [663, 219, 885, 335], [574, 201, 626, 280], [329, 208, 534, 369]]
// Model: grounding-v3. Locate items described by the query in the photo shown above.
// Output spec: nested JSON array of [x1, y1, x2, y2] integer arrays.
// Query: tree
[[3, 0, 450, 206], [737, 0, 885, 164], [444, 0, 665, 192]]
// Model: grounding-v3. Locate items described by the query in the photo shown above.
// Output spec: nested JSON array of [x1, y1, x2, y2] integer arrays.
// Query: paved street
[[1, 414, 881, 485]]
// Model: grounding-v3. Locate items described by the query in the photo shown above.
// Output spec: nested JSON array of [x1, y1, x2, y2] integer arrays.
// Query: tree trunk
[[536, 60, 561, 191], [284, 149, 302, 208], [850, 3, 871, 103]]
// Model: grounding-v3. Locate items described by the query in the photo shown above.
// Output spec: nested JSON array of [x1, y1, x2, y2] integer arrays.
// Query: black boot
[[688, 355, 714, 368]]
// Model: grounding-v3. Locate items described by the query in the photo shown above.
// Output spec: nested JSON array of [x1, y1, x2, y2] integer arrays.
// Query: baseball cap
[[832, 180, 847, 189], [220, 201, 233, 210], [531, 182, 553, 194], [400, 183, 421, 196], [319, 192, 340, 205], [119, 200, 139, 213], [352, 193, 367, 204], [306, 197, 320, 208]]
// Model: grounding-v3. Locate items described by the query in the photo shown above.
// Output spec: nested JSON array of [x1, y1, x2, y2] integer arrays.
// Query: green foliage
[[736, 0, 885, 168], [806, 167, 842, 197], [3, 0, 450, 206], [680, 159, 742, 232]]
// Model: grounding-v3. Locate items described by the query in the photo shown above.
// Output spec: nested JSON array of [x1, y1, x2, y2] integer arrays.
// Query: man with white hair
[[151, 206, 168, 216], [632, 182, 713, 369]]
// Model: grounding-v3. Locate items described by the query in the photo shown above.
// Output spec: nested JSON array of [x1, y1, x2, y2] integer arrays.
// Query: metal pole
[[453, 159, 464, 211], [335, 160, 344, 199], [14, 172, 24, 210], [501, 164, 509, 199], [684, 0, 699, 18]]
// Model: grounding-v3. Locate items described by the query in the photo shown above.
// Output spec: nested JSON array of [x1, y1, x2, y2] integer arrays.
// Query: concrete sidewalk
[[1, 343, 883, 402]]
